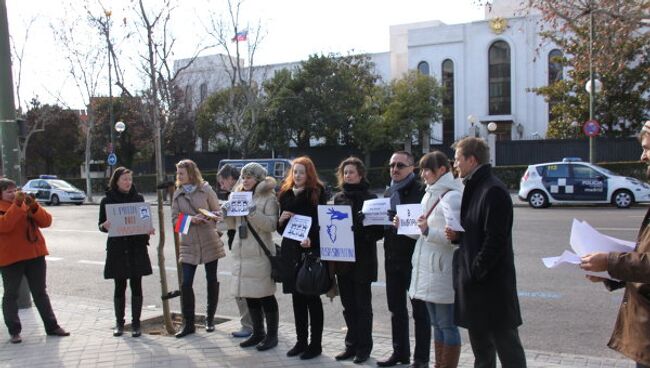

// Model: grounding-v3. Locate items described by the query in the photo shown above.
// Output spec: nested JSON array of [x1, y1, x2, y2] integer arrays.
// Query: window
[[488, 41, 511, 115], [441, 59, 455, 145], [543, 164, 569, 178], [274, 162, 285, 178], [417, 61, 430, 75], [200, 83, 208, 103], [572, 165, 600, 179]]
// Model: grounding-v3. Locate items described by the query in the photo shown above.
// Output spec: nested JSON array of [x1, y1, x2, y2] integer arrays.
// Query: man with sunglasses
[[377, 151, 426, 367]]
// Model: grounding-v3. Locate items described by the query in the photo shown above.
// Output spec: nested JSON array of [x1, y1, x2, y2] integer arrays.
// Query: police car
[[22, 175, 86, 206], [518, 158, 650, 209]]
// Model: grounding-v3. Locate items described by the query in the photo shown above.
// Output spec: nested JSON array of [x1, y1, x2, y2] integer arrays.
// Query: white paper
[[441, 200, 464, 232], [318, 205, 355, 262], [227, 192, 253, 216], [569, 219, 636, 256], [542, 249, 613, 280], [396, 204, 423, 235], [282, 214, 312, 242], [361, 198, 392, 226]]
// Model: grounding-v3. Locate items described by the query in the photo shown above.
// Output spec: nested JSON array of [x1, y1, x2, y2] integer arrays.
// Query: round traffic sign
[[107, 153, 117, 166], [583, 119, 600, 137]]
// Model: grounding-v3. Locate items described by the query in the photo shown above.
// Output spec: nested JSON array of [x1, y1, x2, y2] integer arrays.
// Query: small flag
[[174, 213, 192, 234], [231, 30, 248, 42]]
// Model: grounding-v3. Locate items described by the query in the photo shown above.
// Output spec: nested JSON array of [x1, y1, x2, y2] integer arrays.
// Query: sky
[[5, 0, 486, 110]]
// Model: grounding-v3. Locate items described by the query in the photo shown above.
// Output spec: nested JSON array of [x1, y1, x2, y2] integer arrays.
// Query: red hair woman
[[277, 156, 328, 360]]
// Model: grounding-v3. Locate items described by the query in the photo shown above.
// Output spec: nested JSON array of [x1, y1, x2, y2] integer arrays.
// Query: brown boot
[[441, 344, 461, 368], [433, 341, 444, 368]]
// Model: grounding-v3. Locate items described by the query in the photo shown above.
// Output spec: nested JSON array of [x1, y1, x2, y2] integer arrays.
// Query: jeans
[[181, 259, 218, 288], [1, 256, 60, 335], [468, 327, 527, 368], [637, 363, 649, 368], [426, 302, 461, 345]]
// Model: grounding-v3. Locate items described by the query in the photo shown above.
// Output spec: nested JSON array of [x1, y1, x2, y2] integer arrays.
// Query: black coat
[[331, 182, 384, 283], [452, 164, 522, 331], [383, 177, 426, 272], [277, 186, 328, 294], [99, 187, 153, 280]]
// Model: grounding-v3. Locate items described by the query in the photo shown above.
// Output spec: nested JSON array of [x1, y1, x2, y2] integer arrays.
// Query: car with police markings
[[21, 175, 86, 206], [518, 158, 650, 209]]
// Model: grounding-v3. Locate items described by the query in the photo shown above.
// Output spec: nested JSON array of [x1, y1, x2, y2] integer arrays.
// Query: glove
[[247, 203, 257, 215], [14, 191, 25, 206], [220, 202, 230, 217], [25, 193, 38, 212], [387, 209, 397, 222]]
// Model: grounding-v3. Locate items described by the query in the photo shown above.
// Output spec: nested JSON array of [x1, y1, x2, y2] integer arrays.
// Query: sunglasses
[[389, 162, 411, 169]]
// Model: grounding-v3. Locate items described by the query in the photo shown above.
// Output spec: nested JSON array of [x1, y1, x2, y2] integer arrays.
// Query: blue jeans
[[181, 260, 218, 288], [426, 302, 461, 346], [638, 363, 649, 368]]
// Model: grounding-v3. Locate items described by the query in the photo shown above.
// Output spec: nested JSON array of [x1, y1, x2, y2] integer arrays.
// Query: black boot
[[205, 281, 219, 332], [256, 308, 278, 351], [113, 297, 125, 337], [131, 296, 143, 337], [175, 286, 196, 338], [240, 304, 265, 348]]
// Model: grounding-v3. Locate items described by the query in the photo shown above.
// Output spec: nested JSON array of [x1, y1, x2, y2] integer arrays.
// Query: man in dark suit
[[446, 137, 526, 368]]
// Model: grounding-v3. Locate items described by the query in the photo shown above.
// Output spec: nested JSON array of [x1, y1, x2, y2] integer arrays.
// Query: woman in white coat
[[223, 163, 280, 351], [409, 151, 463, 368]]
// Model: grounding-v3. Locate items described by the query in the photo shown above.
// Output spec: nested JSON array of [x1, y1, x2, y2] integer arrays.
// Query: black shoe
[[131, 323, 142, 338], [335, 349, 356, 361], [407, 361, 428, 368], [113, 324, 124, 337], [175, 321, 195, 338], [10, 334, 21, 344], [354, 354, 370, 364], [299, 344, 322, 360], [240, 333, 265, 348], [286, 342, 307, 357], [377, 353, 410, 367], [46, 327, 70, 337]]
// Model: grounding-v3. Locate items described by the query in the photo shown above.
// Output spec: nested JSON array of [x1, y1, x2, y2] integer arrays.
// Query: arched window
[[548, 49, 563, 84], [417, 61, 430, 75], [441, 59, 455, 146], [488, 41, 511, 115], [200, 83, 208, 103]]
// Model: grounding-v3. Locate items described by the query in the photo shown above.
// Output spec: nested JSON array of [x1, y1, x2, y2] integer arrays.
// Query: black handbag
[[246, 219, 283, 283], [295, 252, 331, 295]]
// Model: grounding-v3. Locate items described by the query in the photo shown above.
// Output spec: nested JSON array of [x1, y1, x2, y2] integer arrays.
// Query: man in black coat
[[446, 137, 526, 368], [377, 151, 427, 367]]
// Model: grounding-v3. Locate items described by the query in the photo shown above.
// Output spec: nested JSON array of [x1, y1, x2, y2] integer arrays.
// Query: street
[[34, 203, 642, 360]]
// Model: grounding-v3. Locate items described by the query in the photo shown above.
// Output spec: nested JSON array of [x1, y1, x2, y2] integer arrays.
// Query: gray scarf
[[385, 172, 415, 210]]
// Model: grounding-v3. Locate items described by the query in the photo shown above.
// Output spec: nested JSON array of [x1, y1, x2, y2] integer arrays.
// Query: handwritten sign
[[317, 205, 355, 262], [282, 214, 312, 242], [227, 192, 253, 216], [396, 204, 422, 235], [361, 198, 391, 226], [106, 203, 153, 237]]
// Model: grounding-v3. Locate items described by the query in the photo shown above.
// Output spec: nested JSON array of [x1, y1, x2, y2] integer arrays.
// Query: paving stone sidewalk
[[0, 295, 634, 368]]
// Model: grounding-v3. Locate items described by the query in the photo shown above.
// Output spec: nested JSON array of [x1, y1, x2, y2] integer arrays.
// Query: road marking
[[45, 256, 63, 261], [518, 291, 562, 299], [594, 227, 638, 231], [78, 260, 105, 266], [43, 229, 100, 234]]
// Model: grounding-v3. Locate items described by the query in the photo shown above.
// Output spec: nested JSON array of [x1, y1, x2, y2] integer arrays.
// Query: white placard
[[396, 204, 422, 235], [361, 198, 392, 226], [106, 203, 153, 237], [317, 205, 355, 262], [227, 192, 253, 216], [441, 200, 464, 232], [282, 214, 312, 242]]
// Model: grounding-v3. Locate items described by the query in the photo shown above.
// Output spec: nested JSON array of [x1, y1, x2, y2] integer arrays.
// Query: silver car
[[22, 176, 86, 206]]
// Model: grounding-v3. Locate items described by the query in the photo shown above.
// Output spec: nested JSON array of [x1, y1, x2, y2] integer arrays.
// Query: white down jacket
[[408, 172, 463, 304]]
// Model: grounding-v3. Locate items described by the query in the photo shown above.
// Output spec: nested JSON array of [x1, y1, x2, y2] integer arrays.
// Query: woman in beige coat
[[223, 162, 280, 351], [172, 159, 225, 338]]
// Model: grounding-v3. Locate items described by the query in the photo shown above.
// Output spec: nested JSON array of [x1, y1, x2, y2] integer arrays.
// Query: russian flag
[[231, 30, 248, 42], [174, 213, 192, 234]]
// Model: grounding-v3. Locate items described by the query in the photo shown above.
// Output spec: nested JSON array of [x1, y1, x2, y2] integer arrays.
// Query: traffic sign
[[107, 153, 117, 166], [583, 119, 600, 137]]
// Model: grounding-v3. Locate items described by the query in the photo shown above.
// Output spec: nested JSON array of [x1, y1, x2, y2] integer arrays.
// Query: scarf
[[182, 184, 196, 193], [385, 172, 415, 210]]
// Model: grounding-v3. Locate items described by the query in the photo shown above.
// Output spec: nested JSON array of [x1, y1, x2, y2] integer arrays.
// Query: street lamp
[[586, 2, 598, 163], [115, 121, 126, 137], [104, 9, 115, 172], [487, 122, 497, 166], [570, 120, 580, 138], [467, 114, 479, 137]]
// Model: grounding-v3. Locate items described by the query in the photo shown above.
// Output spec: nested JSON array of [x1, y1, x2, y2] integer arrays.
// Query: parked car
[[518, 158, 650, 209], [22, 176, 86, 206], [217, 158, 292, 183]]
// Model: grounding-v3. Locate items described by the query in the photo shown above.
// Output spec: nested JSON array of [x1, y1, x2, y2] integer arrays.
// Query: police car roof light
[[39, 175, 58, 179], [562, 157, 583, 162]]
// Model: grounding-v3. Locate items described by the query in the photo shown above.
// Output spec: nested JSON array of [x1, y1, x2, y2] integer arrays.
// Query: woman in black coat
[[98, 167, 153, 338], [331, 157, 384, 364], [277, 156, 328, 360]]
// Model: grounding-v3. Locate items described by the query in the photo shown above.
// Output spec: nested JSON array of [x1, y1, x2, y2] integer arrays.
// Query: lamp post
[[115, 121, 126, 137], [586, 2, 600, 163], [467, 114, 479, 137], [487, 121, 497, 166], [104, 9, 115, 173]]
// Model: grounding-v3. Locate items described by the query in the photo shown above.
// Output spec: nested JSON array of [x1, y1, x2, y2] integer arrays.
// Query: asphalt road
[[33, 203, 644, 359]]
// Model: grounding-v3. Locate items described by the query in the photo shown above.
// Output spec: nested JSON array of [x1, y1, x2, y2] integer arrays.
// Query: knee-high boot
[[205, 281, 219, 332], [434, 341, 443, 368], [240, 304, 265, 348], [131, 296, 143, 337], [113, 297, 125, 337], [175, 286, 196, 338], [441, 344, 461, 368], [256, 307, 278, 351]]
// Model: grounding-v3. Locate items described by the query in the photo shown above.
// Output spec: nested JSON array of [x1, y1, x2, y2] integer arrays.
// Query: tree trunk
[[422, 127, 431, 155], [84, 110, 94, 203]]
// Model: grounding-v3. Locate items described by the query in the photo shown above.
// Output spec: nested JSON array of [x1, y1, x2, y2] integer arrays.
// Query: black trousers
[[410, 298, 432, 363], [1, 256, 60, 335], [291, 291, 323, 345], [468, 327, 527, 368], [385, 267, 429, 361], [338, 273, 373, 356]]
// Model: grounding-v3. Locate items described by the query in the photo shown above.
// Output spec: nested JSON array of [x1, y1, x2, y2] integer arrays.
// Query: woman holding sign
[[409, 151, 463, 367], [330, 157, 384, 364], [172, 160, 225, 338], [99, 167, 153, 338], [277, 156, 328, 360]]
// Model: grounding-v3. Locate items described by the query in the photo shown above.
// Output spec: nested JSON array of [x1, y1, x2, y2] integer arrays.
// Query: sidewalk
[[0, 294, 634, 367]]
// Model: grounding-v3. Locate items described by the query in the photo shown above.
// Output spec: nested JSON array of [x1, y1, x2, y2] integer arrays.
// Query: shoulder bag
[[245, 219, 283, 283]]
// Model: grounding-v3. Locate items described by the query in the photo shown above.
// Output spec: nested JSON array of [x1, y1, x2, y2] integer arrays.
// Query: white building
[[175, 0, 561, 150]]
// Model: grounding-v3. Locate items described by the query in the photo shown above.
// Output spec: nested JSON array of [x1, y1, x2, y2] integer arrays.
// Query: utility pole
[[0, 0, 31, 309]]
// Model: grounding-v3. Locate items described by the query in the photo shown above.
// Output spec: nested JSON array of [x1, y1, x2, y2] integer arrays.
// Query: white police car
[[518, 158, 650, 209], [22, 175, 86, 206]]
